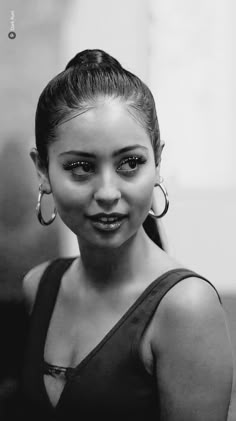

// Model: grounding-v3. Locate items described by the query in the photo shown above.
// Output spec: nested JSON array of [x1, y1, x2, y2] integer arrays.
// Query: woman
[[20, 49, 233, 420]]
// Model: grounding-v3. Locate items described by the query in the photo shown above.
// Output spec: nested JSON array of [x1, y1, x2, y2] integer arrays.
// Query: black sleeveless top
[[20, 258, 221, 421]]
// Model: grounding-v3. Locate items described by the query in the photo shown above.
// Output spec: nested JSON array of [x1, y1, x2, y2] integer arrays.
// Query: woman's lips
[[87, 213, 127, 232]]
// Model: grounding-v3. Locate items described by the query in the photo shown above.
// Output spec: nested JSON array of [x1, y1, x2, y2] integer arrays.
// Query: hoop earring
[[148, 181, 169, 219], [36, 184, 57, 226]]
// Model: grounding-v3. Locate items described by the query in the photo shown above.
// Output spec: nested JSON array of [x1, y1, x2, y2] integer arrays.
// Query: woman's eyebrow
[[59, 145, 148, 159], [59, 151, 96, 158], [113, 145, 148, 156]]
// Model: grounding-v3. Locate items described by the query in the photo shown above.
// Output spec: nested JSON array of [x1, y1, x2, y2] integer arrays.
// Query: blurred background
[[0, 0, 235, 418]]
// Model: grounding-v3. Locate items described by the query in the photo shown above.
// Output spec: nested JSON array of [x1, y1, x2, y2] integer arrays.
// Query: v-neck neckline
[[40, 261, 186, 412]]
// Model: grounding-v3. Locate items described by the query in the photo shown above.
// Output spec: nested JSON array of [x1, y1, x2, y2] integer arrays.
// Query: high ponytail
[[65, 49, 123, 71]]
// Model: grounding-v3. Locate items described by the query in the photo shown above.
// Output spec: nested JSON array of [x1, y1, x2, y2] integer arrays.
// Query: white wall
[[149, 0, 234, 189]]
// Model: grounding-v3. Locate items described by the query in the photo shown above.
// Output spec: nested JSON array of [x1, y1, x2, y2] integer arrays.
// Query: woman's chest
[[43, 307, 122, 407], [44, 303, 124, 368], [43, 294, 152, 408]]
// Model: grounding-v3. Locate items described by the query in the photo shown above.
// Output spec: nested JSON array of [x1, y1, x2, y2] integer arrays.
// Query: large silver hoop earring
[[148, 181, 169, 219], [36, 184, 57, 226]]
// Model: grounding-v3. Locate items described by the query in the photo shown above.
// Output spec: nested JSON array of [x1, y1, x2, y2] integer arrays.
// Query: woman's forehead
[[53, 99, 151, 154], [58, 98, 136, 130]]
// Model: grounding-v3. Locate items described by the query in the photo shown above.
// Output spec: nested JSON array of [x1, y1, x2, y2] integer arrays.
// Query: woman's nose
[[93, 175, 121, 207]]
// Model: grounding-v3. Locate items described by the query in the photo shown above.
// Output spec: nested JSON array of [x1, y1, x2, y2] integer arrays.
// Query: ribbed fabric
[[20, 258, 221, 421]]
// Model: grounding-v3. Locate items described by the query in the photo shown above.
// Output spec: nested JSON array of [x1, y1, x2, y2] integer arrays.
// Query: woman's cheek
[[127, 176, 155, 214], [52, 182, 90, 214]]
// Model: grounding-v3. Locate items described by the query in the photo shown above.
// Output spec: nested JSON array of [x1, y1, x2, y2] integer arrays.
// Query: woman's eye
[[63, 161, 95, 176], [117, 156, 146, 174]]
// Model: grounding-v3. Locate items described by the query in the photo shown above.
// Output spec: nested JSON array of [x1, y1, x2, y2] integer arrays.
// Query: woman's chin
[[77, 228, 137, 251]]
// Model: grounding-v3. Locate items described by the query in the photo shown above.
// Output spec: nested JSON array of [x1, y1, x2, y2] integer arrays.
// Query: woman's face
[[45, 98, 159, 249]]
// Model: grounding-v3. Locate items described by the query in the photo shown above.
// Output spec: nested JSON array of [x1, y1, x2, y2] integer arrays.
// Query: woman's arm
[[151, 277, 233, 421]]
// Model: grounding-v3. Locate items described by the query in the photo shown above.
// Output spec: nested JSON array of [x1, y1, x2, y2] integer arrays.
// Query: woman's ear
[[154, 162, 161, 186], [160, 141, 165, 154], [30, 148, 51, 193], [154, 140, 165, 184]]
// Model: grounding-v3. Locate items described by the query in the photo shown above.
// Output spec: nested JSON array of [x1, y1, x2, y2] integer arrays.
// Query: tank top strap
[[28, 258, 76, 356], [22, 257, 76, 408], [31, 258, 75, 319], [131, 268, 222, 352]]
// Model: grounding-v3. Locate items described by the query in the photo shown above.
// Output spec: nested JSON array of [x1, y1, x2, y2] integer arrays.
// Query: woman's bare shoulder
[[22, 260, 51, 314], [149, 277, 233, 420], [160, 275, 221, 314], [151, 276, 223, 344]]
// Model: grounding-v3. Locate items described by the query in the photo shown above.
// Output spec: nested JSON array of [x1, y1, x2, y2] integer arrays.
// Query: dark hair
[[35, 49, 164, 249]]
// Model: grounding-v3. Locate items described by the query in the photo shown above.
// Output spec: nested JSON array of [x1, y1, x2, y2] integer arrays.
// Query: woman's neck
[[77, 227, 157, 291]]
